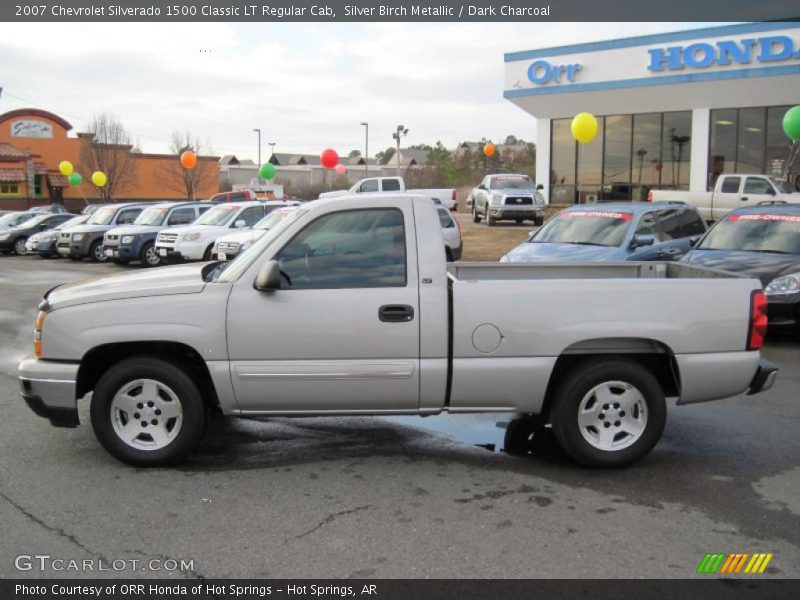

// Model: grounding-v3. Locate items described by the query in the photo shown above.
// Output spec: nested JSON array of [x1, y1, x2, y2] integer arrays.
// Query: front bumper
[[747, 359, 779, 395], [489, 206, 544, 220], [104, 242, 139, 261], [158, 240, 206, 261], [0, 238, 14, 251], [18, 357, 80, 428], [35, 238, 57, 255], [57, 239, 91, 258]]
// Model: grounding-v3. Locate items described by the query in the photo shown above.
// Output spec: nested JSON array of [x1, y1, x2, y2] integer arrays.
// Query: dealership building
[[504, 22, 800, 204]]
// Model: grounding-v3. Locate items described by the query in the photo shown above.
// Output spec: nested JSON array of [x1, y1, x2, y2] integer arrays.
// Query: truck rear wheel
[[549, 358, 666, 468], [90, 357, 206, 467], [472, 205, 480, 223], [486, 213, 496, 226]]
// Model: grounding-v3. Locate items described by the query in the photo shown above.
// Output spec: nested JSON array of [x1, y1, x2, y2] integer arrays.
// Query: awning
[[0, 168, 25, 182], [47, 173, 70, 187]]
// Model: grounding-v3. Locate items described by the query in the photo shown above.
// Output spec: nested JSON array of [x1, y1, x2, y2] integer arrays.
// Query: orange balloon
[[180, 150, 197, 169], [483, 143, 495, 157]]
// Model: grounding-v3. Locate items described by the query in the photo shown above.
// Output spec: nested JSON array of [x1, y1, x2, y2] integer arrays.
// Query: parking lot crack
[[284, 505, 372, 544], [0, 489, 108, 561]]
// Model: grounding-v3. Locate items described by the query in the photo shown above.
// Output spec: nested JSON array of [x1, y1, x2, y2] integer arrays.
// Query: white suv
[[155, 201, 268, 262]]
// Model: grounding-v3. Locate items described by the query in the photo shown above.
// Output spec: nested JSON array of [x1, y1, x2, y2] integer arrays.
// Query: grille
[[106, 234, 119, 241], [504, 197, 533, 205]]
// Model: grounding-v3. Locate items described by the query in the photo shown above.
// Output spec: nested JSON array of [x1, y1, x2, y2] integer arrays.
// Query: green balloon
[[259, 162, 276, 180], [69, 172, 83, 186], [783, 105, 800, 141]]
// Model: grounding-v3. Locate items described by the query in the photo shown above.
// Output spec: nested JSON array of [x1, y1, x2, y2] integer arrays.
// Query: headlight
[[182, 232, 201, 242], [121, 235, 135, 244], [72, 233, 84, 241], [490, 193, 504, 206], [765, 272, 800, 295]]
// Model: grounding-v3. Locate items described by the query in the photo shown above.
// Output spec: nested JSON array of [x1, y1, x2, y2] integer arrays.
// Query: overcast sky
[[1, 22, 717, 161]]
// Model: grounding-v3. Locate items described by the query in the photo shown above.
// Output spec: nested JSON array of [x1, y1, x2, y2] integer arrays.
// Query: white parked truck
[[648, 174, 800, 221], [19, 193, 776, 468], [319, 176, 457, 210]]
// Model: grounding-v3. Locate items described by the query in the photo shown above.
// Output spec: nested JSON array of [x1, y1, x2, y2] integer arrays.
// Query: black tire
[[112, 258, 130, 266], [549, 358, 666, 468], [515, 219, 523, 224], [472, 206, 480, 223], [13, 237, 28, 255], [202, 244, 214, 261], [139, 242, 161, 267], [90, 357, 206, 467], [487, 214, 496, 227], [445, 247, 453, 262], [534, 217, 544, 227], [89, 240, 107, 263]]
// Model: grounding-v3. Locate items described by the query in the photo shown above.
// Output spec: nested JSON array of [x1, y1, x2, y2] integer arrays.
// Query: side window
[[743, 177, 773, 195], [168, 207, 196, 226], [197, 205, 213, 215], [635, 212, 660, 240], [359, 179, 379, 193], [382, 179, 401, 191], [276, 209, 406, 289], [655, 209, 683, 240], [116, 209, 141, 224], [237, 206, 264, 227], [680, 209, 706, 236], [437, 209, 455, 228], [720, 177, 741, 194]]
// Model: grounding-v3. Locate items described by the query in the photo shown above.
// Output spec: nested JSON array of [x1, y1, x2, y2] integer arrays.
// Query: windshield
[[532, 210, 632, 247], [490, 175, 533, 190], [253, 208, 297, 231], [134, 207, 168, 226], [194, 204, 241, 226], [0, 213, 35, 228], [20, 214, 51, 227], [697, 213, 800, 254], [217, 209, 308, 282], [88, 206, 117, 225], [57, 215, 88, 230]]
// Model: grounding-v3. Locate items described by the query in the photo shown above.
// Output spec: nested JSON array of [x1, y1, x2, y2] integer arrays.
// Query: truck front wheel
[[90, 357, 206, 466], [549, 358, 666, 468]]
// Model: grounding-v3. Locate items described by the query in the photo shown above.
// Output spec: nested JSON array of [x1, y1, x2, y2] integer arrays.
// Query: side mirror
[[689, 235, 701, 247], [478, 184, 487, 191], [536, 184, 544, 190], [768, 187, 777, 196], [234, 219, 247, 229], [254, 260, 282, 291], [631, 234, 655, 249]]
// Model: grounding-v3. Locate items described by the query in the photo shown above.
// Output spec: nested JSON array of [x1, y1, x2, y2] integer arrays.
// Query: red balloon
[[180, 150, 197, 169], [320, 148, 339, 169]]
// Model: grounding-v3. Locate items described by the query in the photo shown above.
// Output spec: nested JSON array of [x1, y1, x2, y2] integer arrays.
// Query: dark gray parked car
[[0, 212, 76, 255]]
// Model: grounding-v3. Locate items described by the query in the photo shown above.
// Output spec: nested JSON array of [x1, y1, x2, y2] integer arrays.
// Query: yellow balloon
[[59, 161, 74, 176], [91, 171, 107, 187], [571, 112, 599, 144]]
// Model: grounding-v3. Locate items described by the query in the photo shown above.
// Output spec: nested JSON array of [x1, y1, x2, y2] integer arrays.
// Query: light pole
[[253, 128, 261, 183], [392, 125, 408, 176], [360, 122, 369, 177]]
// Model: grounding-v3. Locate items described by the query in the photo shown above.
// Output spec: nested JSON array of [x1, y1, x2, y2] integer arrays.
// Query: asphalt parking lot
[[0, 255, 799, 579]]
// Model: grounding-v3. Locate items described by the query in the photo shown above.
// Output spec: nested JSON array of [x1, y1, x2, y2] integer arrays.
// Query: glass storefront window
[[550, 118, 577, 204], [577, 117, 603, 204], [709, 106, 795, 190], [736, 108, 766, 175], [550, 111, 691, 204], [602, 115, 633, 201], [632, 113, 662, 200], [661, 112, 691, 190]]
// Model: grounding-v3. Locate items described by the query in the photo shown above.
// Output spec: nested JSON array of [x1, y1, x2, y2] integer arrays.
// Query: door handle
[[379, 304, 414, 323], [740, 196, 749, 202]]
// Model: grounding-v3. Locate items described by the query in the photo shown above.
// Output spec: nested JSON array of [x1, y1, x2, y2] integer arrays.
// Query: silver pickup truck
[[18, 194, 777, 468]]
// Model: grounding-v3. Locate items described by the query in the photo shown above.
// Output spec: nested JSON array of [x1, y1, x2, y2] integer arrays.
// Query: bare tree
[[157, 131, 216, 200], [79, 113, 138, 201]]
